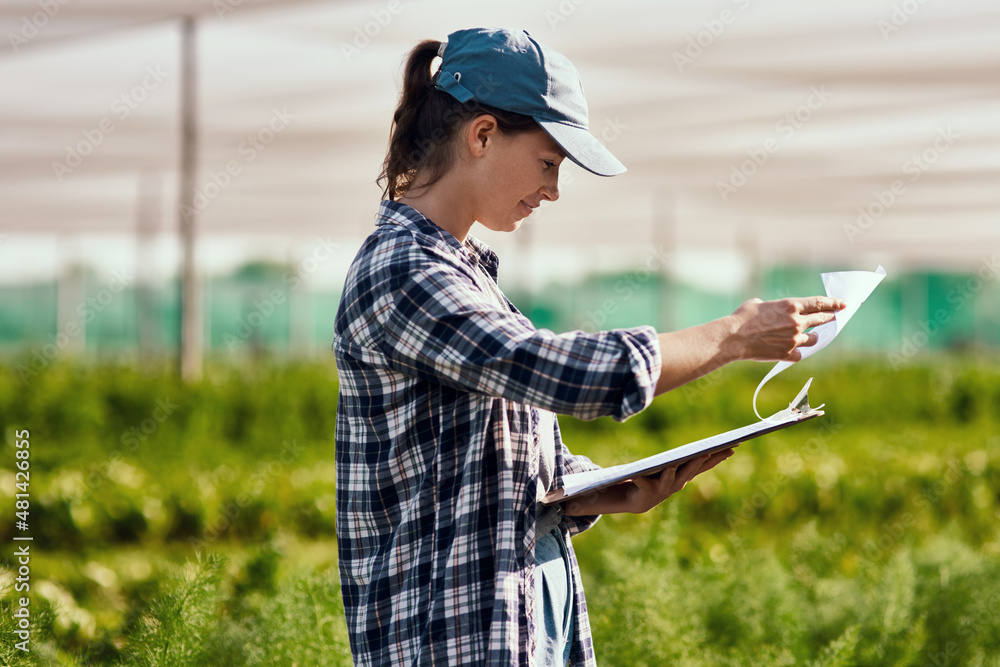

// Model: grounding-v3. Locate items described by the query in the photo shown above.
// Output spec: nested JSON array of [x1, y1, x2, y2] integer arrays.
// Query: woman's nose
[[540, 172, 560, 202]]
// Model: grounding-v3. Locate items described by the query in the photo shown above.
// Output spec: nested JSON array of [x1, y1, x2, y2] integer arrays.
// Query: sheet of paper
[[752, 265, 886, 419]]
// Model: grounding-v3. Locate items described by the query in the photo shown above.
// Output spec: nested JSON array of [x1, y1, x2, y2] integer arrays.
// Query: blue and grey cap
[[433, 27, 626, 177]]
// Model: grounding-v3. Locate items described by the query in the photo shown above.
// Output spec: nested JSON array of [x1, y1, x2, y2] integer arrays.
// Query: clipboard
[[542, 378, 825, 505]]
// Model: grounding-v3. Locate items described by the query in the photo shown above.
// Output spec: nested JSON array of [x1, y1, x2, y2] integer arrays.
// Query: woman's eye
[[542, 160, 555, 169]]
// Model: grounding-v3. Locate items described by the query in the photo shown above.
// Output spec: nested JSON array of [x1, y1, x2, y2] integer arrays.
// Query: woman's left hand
[[618, 448, 736, 514], [564, 447, 737, 516]]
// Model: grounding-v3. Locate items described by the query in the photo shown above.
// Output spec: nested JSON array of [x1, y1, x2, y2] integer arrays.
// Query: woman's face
[[464, 120, 565, 233]]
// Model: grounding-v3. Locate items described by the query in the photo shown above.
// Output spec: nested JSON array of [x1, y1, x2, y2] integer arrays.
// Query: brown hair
[[378, 39, 540, 201]]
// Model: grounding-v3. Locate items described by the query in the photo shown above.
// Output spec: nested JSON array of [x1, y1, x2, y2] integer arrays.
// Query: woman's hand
[[564, 448, 736, 516], [620, 448, 736, 513], [652, 296, 845, 396], [726, 296, 846, 362]]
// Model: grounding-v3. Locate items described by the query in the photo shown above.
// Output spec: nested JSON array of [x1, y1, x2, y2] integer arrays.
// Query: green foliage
[[808, 625, 860, 667], [0, 595, 58, 666], [0, 547, 350, 666], [103, 550, 351, 667], [118, 552, 228, 666], [246, 566, 352, 665], [0, 355, 999, 665]]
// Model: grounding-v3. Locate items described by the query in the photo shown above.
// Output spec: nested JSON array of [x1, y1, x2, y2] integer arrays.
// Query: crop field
[[1, 355, 999, 666]]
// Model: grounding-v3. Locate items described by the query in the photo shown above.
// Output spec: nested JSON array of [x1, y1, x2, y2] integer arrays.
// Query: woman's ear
[[465, 114, 498, 158]]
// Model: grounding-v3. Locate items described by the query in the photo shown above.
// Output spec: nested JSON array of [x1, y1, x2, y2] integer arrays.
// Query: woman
[[333, 27, 844, 666]]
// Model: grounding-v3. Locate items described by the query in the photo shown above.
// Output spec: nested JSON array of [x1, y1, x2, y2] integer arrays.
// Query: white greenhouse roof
[[1, 0, 998, 281]]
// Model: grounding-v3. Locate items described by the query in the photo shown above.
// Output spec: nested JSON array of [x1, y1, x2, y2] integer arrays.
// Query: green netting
[[1, 266, 996, 356]]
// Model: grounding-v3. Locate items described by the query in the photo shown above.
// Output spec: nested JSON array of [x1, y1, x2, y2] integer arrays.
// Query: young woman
[[333, 27, 844, 667]]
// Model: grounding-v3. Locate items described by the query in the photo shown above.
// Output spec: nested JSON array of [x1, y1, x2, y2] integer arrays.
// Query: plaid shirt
[[333, 200, 661, 666]]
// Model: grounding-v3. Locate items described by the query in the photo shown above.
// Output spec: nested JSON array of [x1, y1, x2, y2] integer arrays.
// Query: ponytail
[[378, 40, 538, 201]]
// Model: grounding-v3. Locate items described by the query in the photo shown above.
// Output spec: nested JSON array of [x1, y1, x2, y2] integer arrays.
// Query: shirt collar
[[377, 200, 500, 280]]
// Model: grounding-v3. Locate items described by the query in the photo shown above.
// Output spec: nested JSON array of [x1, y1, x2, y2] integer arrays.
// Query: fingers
[[800, 311, 838, 330], [798, 296, 846, 315], [795, 331, 820, 348], [655, 466, 678, 495], [628, 467, 678, 513], [631, 450, 738, 512], [735, 296, 845, 362], [697, 449, 736, 474], [680, 450, 734, 481], [634, 466, 676, 495], [671, 454, 713, 493]]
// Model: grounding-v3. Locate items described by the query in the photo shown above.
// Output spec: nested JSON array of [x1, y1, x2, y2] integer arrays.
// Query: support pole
[[178, 16, 201, 381]]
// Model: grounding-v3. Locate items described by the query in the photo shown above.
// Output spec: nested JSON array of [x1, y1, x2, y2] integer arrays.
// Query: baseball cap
[[433, 27, 626, 177]]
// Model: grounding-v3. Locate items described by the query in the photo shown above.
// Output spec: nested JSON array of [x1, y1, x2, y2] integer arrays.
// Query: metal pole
[[178, 16, 201, 381]]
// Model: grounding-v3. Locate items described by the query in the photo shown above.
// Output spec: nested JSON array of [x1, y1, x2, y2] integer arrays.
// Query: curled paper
[[752, 265, 887, 420]]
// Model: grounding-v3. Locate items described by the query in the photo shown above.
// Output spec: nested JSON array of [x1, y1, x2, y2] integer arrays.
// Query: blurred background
[[1, 1, 999, 665], [1, 0, 997, 365]]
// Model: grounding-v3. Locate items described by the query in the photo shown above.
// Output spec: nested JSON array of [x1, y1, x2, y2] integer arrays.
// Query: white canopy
[[1, 0, 998, 287]]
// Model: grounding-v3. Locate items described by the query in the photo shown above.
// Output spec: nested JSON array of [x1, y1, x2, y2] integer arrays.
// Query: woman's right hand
[[726, 296, 846, 362], [651, 295, 846, 396]]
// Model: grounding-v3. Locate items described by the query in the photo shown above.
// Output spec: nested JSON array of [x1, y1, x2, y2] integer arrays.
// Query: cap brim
[[537, 120, 626, 177]]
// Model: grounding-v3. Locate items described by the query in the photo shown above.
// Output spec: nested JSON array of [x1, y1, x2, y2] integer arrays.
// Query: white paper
[[752, 265, 886, 419]]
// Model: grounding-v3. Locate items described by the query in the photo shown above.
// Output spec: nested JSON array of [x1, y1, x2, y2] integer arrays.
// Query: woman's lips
[[519, 201, 534, 217]]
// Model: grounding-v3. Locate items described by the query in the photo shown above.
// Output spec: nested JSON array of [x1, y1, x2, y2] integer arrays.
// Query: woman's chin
[[479, 217, 524, 233]]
